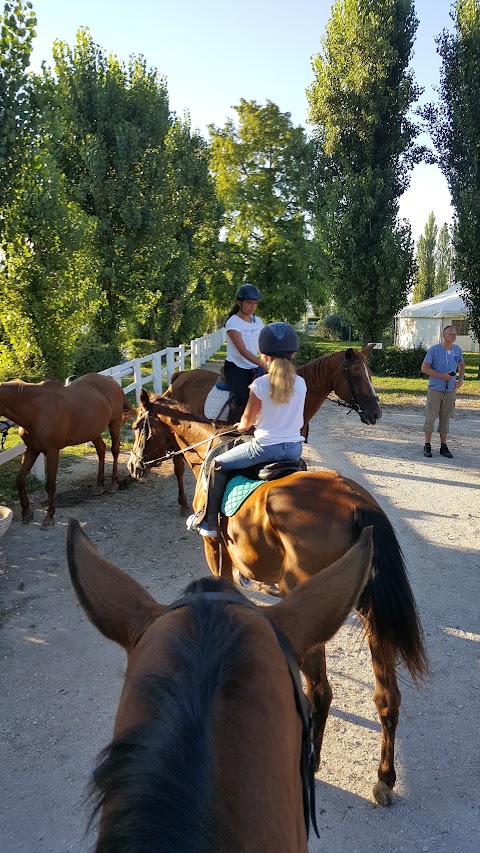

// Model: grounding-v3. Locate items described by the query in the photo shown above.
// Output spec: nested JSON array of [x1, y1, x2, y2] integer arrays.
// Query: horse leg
[[108, 423, 120, 493], [173, 455, 190, 516], [361, 618, 401, 805], [301, 643, 332, 771], [41, 449, 60, 529], [16, 447, 39, 524], [91, 436, 106, 495]]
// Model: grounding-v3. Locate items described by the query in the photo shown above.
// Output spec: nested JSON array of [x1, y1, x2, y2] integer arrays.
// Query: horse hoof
[[92, 486, 104, 496], [179, 505, 192, 518], [41, 516, 55, 530], [373, 780, 394, 806], [22, 511, 34, 525], [108, 484, 119, 494]]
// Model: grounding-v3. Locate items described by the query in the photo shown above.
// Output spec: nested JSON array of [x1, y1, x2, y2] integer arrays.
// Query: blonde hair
[[267, 357, 296, 403]]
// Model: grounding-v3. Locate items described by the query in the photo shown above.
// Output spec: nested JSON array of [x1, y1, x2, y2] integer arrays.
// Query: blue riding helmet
[[235, 284, 261, 302], [259, 322, 299, 356]]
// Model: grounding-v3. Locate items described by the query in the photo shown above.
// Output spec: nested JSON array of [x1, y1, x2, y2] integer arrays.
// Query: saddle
[[192, 454, 308, 524], [204, 371, 233, 420]]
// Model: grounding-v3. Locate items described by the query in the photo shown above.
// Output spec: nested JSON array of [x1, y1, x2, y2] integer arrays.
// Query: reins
[[132, 409, 239, 469], [158, 591, 320, 840]]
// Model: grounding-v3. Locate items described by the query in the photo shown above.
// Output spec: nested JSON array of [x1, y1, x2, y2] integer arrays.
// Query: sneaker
[[197, 521, 218, 538], [423, 443, 432, 458], [440, 444, 453, 458]]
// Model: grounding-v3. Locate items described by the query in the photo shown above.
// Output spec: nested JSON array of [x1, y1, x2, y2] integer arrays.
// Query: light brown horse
[[0, 374, 132, 528], [67, 518, 373, 852], [128, 393, 429, 806], [165, 345, 382, 427]]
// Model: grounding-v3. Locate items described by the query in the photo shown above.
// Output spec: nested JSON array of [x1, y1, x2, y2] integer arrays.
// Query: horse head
[[67, 519, 373, 851], [335, 345, 382, 425]]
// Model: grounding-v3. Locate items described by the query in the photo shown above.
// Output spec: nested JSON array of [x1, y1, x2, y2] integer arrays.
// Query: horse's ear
[[140, 388, 150, 409], [67, 519, 165, 652], [267, 528, 373, 661], [361, 343, 376, 358], [344, 348, 355, 360]]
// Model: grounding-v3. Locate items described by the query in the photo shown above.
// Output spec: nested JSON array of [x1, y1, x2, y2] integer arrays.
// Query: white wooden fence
[[0, 327, 226, 482]]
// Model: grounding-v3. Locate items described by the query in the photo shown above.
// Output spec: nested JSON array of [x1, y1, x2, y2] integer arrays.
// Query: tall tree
[[308, 0, 425, 342], [51, 30, 174, 343], [209, 99, 324, 322], [413, 213, 438, 302], [434, 223, 452, 294], [427, 0, 480, 351], [0, 0, 36, 213]]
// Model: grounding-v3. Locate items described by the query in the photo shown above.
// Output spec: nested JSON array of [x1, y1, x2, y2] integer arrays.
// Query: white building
[[394, 284, 478, 352]]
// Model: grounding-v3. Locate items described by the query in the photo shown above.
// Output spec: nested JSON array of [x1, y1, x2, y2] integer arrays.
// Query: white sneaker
[[198, 522, 218, 538]]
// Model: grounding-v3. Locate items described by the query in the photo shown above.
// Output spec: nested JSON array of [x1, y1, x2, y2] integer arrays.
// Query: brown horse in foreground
[[0, 374, 132, 528], [128, 393, 429, 806], [67, 518, 373, 852], [165, 345, 382, 426]]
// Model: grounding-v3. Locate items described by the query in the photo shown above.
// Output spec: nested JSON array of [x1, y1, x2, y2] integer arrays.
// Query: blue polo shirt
[[424, 343, 463, 391]]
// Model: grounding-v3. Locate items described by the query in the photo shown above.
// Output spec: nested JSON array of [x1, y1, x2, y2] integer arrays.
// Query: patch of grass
[[0, 422, 135, 505]]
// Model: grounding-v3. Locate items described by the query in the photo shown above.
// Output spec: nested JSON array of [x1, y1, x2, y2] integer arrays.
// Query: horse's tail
[[353, 505, 429, 684]]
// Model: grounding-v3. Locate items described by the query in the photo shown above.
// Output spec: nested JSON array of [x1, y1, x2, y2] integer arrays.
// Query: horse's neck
[[299, 353, 340, 423], [167, 417, 213, 480]]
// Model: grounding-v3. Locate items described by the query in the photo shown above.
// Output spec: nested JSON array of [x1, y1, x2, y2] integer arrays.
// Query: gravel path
[[0, 394, 479, 852]]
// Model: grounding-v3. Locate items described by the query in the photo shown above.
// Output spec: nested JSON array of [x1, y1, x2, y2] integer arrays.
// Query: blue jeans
[[214, 438, 304, 471]]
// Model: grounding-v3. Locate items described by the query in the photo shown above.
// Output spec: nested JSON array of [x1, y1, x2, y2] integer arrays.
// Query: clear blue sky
[[30, 0, 455, 243]]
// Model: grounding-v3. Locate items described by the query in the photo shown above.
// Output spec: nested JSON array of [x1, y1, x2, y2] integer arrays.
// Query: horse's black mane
[[91, 577, 250, 852]]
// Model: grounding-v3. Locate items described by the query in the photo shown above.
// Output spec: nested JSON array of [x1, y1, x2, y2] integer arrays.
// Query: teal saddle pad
[[221, 475, 263, 516]]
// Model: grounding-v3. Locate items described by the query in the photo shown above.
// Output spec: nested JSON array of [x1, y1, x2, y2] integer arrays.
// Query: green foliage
[[72, 342, 122, 375], [435, 223, 451, 294], [124, 339, 157, 359], [209, 100, 324, 321], [413, 213, 438, 302], [368, 345, 427, 377], [427, 0, 480, 345], [308, 0, 424, 343], [0, 0, 37, 213]]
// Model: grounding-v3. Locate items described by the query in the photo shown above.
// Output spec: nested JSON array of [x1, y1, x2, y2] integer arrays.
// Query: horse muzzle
[[359, 399, 382, 425], [127, 453, 150, 481]]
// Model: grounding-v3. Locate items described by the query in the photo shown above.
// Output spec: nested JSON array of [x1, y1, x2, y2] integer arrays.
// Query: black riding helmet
[[259, 322, 299, 357], [235, 284, 261, 302]]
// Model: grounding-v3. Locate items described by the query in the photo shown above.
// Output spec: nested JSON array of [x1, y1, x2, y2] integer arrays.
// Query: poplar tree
[[427, 0, 480, 352], [308, 0, 425, 342], [434, 224, 452, 294], [412, 213, 438, 302]]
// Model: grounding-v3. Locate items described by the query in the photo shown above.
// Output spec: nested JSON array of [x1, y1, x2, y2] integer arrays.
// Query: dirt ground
[[0, 391, 479, 852]]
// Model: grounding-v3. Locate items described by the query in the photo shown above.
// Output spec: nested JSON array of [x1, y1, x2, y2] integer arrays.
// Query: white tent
[[394, 284, 478, 352]]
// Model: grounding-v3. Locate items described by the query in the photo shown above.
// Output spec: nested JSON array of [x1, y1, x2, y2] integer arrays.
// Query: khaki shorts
[[423, 388, 456, 434]]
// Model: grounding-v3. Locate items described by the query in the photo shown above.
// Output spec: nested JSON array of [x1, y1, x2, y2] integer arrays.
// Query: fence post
[[32, 454, 45, 481], [152, 351, 163, 393], [132, 358, 143, 404], [166, 348, 176, 387], [179, 344, 186, 370], [191, 339, 198, 369]]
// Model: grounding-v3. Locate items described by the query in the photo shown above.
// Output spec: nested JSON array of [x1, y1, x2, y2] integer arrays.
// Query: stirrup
[[186, 511, 203, 532]]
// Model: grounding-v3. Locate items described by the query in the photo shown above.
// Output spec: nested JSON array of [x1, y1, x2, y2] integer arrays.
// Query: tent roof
[[397, 284, 468, 318]]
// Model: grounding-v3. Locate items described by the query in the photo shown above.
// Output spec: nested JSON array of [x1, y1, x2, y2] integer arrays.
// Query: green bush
[[72, 343, 123, 375], [369, 346, 427, 378], [124, 339, 157, 359], [296, 335, 324, 366]]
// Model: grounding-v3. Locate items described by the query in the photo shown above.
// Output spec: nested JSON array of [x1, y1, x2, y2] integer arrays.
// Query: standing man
[[421, 325, 465, 458]]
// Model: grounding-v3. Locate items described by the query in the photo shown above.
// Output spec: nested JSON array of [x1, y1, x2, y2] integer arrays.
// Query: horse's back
[[166, 368, 218, 412]]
